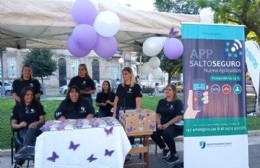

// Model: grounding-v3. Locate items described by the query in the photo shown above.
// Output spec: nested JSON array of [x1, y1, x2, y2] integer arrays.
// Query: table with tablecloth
[[35, 117, 131, 168]]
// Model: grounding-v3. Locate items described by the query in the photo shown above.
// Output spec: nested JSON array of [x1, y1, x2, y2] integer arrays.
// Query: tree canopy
[[197, 0, 260, 38], [154, 0, 200, 14], [23, 49, 57, 83], [153, 0, 199, 83]]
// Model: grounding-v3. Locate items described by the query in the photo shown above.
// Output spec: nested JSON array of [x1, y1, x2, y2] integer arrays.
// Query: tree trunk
[[167, 73, 172, 84], [41, 76, 46, 97]]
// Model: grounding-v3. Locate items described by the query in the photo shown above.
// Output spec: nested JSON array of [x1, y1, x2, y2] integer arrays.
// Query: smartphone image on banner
[[192, 81, 206, 110]]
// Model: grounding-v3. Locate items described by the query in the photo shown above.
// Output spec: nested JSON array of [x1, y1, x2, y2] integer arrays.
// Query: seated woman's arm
[[54, 101, 66, 120], [162, 115, 183, 129], [29, 115, 45, 128], [11, 119, 27, 130], [85, 99, 95, 119], [57, 116, 66, 121], [86, 113, 94, 119]]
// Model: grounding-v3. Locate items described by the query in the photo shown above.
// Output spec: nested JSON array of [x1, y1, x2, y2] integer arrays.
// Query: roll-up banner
[[245, 40, 260, 108], [182, 23, 248, 168]]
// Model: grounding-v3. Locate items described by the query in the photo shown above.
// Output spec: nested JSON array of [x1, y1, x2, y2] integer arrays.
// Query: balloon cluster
[[142, 28, 184, 59], [67, 0, 120, 58], [141, 28, 184, 78], [142, 57, 162, 79]]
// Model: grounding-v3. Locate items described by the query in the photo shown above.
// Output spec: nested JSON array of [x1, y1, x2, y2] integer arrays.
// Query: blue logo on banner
[[199, 141, 206, 149], [225, 40, 243, 58]]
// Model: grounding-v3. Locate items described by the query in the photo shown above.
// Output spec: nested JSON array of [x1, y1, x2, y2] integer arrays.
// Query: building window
[[92, 59, 99, 82], [71, 59, 79, 77], [7, 57, 17, 80]]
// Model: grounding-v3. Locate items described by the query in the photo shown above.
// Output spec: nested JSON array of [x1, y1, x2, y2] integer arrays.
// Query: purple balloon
[[71, 0, 97, 25], [94, 35, 118, 58], [163, 38, 184, 60], [67, 36, 90, 57], [72, 24, 97, 51]]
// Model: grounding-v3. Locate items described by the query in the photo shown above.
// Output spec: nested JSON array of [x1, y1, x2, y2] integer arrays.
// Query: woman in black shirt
[[12, 64, 42, 103], [96, 81, 115, 117], [113, 67, 142, 119], [55, 86, 95, 120], [151, 84, 183, 165], [68, 64, 96, 105], [11, 86, 46, 147]]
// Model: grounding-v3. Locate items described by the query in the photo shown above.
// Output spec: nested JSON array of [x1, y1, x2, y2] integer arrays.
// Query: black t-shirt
[[156, 98, 183, 124], [68, 76, 95, 97], [11, 103, 46, 126], [12, 78, 42, 98], [96, 92, 115, 115], [54, 98, 95, 119], [116, 83, 142, 109]]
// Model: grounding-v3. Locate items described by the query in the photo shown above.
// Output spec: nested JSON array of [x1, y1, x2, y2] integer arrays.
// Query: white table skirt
[[35, 125, 131, 168]]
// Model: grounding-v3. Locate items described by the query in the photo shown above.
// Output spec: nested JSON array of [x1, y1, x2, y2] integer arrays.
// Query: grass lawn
[[0, 94, 259, 149]]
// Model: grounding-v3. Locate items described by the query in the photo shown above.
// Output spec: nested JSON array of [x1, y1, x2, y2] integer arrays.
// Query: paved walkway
[[1, 131, 260, 168]]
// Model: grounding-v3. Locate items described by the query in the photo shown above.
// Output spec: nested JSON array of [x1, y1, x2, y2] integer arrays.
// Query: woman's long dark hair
[[64, 86, 82, 111], [20, 86, 43, 111], [100, 81, 113, 102]]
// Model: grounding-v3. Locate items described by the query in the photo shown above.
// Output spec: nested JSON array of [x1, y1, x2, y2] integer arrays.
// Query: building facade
[[1, 48, 129, 88]]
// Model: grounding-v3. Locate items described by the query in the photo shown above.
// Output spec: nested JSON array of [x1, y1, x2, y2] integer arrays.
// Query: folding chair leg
[[155, 144, 158, 154], [139, 137, 142, 159], [11, 138, 14, 165], [26, 160, 30, 168]]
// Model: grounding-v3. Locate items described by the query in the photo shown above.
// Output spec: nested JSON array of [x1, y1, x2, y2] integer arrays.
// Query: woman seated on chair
[[54, 86, 95, 120], [151, 84, 183, 165], [96, 80, 115, 118], [11, 86, 46, 148]]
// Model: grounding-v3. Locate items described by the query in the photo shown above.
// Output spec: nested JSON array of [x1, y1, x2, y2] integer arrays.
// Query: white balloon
[[142, 63, 152, 75], [148, 57, 160, 69], [143, 37, 167, 56], [94, 11, 120, 37], [152, 68, 163, 79]]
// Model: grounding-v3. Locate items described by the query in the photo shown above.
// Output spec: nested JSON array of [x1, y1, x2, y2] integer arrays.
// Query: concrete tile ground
[[1, 136, 260, 168]]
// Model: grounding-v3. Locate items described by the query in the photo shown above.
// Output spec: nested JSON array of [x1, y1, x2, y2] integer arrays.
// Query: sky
[[115, 0, 155, 11]]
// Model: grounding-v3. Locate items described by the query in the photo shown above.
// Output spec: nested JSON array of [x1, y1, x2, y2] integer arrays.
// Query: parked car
[[59, 80, 101, 94], [0, 81, 12, 96], [156, 84, 166, 93], [171, 81, 183, 93], [141, 85, 156, 96]]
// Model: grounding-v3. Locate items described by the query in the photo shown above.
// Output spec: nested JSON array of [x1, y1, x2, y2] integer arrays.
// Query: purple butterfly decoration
[[104, 149, 114, 157], [87, 154, 97, 163], [47, 151, 59, 162], [139, 114, 145, 120], [169, 27, 179, 38], [69, 141, 80, 151], [150, 124, 156, 130], [127, 126, 133, 133], [104, 127, 113, 136], [89, 120, 100, 128]]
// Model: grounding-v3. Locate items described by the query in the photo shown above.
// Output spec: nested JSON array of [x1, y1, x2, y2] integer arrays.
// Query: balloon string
[[169, 27, 179, 38]]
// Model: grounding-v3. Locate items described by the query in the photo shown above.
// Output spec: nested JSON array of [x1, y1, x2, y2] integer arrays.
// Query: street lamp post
[[0, 50, 5, 96], [11, 64, 14, 81], [72, 65, 75, 77], [118, 58, 124, 80]]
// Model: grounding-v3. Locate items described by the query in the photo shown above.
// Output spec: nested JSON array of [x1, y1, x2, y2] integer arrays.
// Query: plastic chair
[[11, 124, 35, 168], [14, 145, 35, 168], [11, 125, 23, 165]]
